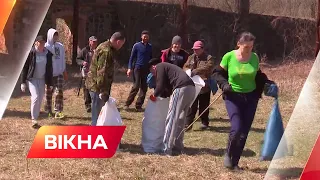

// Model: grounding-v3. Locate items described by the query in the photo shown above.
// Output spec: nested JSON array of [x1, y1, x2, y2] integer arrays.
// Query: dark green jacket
[[85, 40, 118, 96]]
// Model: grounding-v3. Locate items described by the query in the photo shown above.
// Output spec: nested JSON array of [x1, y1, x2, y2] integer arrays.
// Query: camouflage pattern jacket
[[85, 40, 118, 97], [183, 52, 215, 94]]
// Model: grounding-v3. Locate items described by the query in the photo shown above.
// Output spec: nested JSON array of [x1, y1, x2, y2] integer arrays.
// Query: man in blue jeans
[[124, 30, 153, 111], [85, 32, 126, 126]]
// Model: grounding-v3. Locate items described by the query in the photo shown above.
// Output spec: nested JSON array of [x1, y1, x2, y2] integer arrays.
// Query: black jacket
[[21, 48, 53, 86], [76, 46, 93, 66], [212, 65, 272, 99]]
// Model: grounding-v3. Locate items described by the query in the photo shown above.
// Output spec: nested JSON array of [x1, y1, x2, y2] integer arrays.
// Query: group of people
[[20, 28, 277, 171], [21, 28, 67, 129]]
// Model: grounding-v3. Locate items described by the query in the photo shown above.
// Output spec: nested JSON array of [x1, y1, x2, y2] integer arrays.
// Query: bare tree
[[178, 0, 188, 48], [72, 0, 79, 66], [316, 0, 320, 57]]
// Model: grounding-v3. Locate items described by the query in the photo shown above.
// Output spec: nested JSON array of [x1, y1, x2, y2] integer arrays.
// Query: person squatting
[[20, 29, 278, 171]]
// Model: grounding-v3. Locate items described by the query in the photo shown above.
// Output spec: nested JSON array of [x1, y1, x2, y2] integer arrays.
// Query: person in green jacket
[[85, 32, 126, 126]]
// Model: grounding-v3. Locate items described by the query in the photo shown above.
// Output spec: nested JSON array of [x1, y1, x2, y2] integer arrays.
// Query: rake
[[177, 92, 223, 139]]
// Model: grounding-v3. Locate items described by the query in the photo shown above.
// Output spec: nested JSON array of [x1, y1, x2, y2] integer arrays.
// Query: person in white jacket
[[44, 28, 68, 119]]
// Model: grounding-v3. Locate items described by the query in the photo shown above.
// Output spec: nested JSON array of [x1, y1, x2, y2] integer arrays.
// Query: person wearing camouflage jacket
[[85, 32, 126, 126], [183, 40, 215, 130]]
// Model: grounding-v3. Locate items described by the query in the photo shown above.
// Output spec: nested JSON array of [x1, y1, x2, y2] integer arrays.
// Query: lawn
[[0, 60, 314, 180]]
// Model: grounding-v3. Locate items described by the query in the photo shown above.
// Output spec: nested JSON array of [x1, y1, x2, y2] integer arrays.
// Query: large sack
[[141, 97, 170, 153], [96, 97, 123, 126]]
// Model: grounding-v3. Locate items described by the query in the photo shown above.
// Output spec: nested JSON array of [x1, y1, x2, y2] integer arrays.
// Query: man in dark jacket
[[85, 32, 125, 126], [183, 40, 215, 130], [77, 36, 98, 112], [148, 59, 196, 156]]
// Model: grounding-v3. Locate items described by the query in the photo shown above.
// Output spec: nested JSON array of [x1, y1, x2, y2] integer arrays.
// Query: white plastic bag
[[96, 97, 123, 126], [185, 69, 206, 106], [96, 97, 123, 152], [141, 97, 170, 153]]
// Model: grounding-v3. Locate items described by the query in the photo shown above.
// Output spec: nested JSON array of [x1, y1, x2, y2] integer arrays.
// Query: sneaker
[[200, 123, 209, 130], [31, 120, 41, 129], [232, 165, 243, 172], [55, 112, 65, 119], [48, 112, 54, 119], [86, 106, 92, 113], [123, 105, 129, 111], [135, 107, 143, 112], [224, 154, 233, 169]]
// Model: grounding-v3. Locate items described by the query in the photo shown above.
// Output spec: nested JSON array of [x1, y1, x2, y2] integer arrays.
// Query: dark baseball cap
[[35, 35, 46, 42], [148, 58, 161, 68], [89, 36, 97, 41]]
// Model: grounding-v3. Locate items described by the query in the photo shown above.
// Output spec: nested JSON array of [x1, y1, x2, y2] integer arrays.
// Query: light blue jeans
[[89, 91, 104, 126], [28, 79, 45, 121]]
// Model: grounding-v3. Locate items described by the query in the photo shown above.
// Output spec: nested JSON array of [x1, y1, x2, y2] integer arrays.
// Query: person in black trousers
[[76, 36, 98, 112], [124, 30, 152, 111], [184, 40, 215, 130], [213, 32, 277, 171]]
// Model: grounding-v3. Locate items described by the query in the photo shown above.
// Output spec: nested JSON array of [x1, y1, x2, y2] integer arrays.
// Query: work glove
[[21, 83, 27, 92], [221, 83, 233, 93], [150, 94, 157, 102], [99, 93, 109, 102], [264, 81, 278, 98]]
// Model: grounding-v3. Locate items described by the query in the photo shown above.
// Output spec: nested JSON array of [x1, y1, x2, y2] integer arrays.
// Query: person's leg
[[44, 76, 57, 117], [184, 95, 199, 130], [224, 93, 244, 169], [173, 86, 196, 153], [83, 83, 92, 112], [231, 93, 259, 167], [90, 91, 104, 126], [135, 68, 149, 110], [28, 79, 41, 127], [54, 74, 64, 118], [125, 67, 141, 108], [163, 86, 196, 155], [199, 91, 211, 128]]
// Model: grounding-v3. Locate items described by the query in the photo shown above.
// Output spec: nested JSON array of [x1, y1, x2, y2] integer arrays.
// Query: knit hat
[[172, 35, 182, 44]]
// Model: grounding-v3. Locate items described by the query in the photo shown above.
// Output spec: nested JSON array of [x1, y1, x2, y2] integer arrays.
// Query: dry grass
[[0, 60, 314, 179]]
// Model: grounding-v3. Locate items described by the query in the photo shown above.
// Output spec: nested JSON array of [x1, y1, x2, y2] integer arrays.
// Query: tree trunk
[[316, 0, 320, 57], [72, 0, 79, 66], [233, 0, 250, 47], [178, 0, 188, 48]]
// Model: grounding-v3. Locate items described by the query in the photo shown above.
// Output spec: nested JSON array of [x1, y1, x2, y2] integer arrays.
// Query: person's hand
[[83, 61, 89, 67], [264, 82, 278, 98], [63, 71, 68, 81], [126, 69, 131, 77], [150, 94, 157, 102], [221, 83, 233, 93], [21, 83, 26, 92], [191, 69, 197, 77], [99, 93, 109, 102]]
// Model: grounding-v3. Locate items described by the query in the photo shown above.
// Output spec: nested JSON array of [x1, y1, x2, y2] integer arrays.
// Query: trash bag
[[185, 69, 206, 106], [141, 97, 170, 153], [96, 97, 123, 126], [260, 98, 287, 161]]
